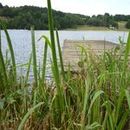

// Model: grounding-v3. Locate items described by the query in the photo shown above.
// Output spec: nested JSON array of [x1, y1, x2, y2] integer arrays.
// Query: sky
[[0, 0, 130, 16]]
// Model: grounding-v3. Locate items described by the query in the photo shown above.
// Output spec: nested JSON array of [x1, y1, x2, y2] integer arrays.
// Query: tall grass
[[1, 23, 17, 83], [47, 0, 65, 127], [31, 27, 38, 87], [56, 29, 65, 80], [0, 29, 8, 87], [0, 0, 130, 129], [47, 0, 60, 87], [42, 40, 48, 83]]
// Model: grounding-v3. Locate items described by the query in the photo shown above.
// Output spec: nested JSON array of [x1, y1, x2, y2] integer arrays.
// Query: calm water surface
[[1, 30, 128, 79]]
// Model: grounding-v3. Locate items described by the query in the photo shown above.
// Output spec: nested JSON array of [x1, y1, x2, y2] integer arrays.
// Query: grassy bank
[[0, 0, 130, 130], [70, 25, 110, 31], [68, 22, 129, 31]]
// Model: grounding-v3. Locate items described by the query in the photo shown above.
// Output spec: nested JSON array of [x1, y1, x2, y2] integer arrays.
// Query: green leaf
[[125, 89, 130, 110], [86, 122, 101, 130], [116, 111, 129, 130], [0, 99, 5, 110], [88, 90, 104, 115], [31, 27, 38, 87], [38, 35, 52, 48], [1, 22, 17, 82], [18, 102, 44, 130], [125, 31, 130, 59]]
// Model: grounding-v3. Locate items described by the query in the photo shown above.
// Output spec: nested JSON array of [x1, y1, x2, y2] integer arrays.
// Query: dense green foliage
[[114, 14, 130, 21], [0, 3, 87, 29], [126, 20, 130, 29], [87, 13, 118, 28], [0, 3, 130, 30]]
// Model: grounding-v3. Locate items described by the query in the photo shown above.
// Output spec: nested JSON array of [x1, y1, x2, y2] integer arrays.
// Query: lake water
[[1, 30, 129, 79]]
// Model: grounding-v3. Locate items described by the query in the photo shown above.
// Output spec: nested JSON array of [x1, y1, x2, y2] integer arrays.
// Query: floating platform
[[62, 40, 118, 71]]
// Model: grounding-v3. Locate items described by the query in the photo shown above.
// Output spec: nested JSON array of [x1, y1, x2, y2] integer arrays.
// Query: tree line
[[0, 3, 130, 29]]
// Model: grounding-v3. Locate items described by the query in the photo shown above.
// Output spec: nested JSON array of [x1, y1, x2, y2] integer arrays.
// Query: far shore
[[66, 22, 129, 31], [66, 25, 129, 32]]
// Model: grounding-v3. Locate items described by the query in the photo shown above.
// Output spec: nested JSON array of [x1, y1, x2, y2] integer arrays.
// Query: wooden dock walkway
[[62, 40, 118, 71]]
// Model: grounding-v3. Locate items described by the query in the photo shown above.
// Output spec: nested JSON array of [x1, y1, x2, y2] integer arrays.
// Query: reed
[[31, 27, 38, 87], [47, 0, 60, 87], [42, 41, 48, 83], [47, 0, 65, 127], [0, 0, 130, 129], [38, 36, 49, 83], [24, 53, 32, 85], [0, 29, 8, 86], [18, 102, 44, 130], [1, 23, 17, 83], [56, 29, 65, 80]]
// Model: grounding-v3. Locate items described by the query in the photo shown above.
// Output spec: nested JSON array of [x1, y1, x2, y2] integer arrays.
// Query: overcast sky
[[1, 0, 130, 16]]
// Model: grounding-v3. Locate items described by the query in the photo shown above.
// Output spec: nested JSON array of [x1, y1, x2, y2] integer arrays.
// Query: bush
[[126, 20, 130, 29]]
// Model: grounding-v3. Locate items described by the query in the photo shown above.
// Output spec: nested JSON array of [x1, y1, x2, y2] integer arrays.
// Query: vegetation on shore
[[0, 3, 87, 30], [0, 2, 130, 30], [71, 21, 129, 31], [0, 0, 130, 130]]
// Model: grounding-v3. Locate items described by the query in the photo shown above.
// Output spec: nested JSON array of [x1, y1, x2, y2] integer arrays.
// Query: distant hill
[[0, 3, 130, 30], [0, 3, 88, 30]]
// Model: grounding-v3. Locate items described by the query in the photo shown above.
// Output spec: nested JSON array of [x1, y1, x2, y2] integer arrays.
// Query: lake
[[1, 30, 129, 80]]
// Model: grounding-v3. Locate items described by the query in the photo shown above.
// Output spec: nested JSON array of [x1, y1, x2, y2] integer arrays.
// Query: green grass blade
[[42, 40, 48, 83], [56, 29, 65, 80], [86, 122, 101, 130], [81, 79, 90, 130], [125, 31, 130, 60], [38, 35, 52, 48], [0, 28, 8, 84], [31, 27, 38, 87], [116, 111, 129, 130], [47, 0, 61, 87], [18, 102, 44, 130], [124, 31, 130, 69], [115, 89, 125, 125], [88, 90, 104, 115], [125, 89, 130, 110], [1, 23, 16, 82], [109, 115, 114, 130], [47, 0, 65, 126], [24, 53, 32, 85], [38, 36, 50, 83]]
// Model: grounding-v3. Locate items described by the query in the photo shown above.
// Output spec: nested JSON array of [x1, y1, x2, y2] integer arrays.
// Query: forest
[[0, 3, 130, 30]]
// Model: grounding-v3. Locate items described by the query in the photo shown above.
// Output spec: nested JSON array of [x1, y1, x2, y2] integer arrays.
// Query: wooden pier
[[62, 40, 118, 71]]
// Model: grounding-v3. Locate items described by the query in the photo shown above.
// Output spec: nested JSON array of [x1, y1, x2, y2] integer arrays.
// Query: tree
[[126, 20, 130, 29], [0, 4, 87, 29], [87, 17, 103, 26], [0, 3, 3, 8]]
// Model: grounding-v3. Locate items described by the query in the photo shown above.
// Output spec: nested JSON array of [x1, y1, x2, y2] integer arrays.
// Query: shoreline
[[65, 27, 129, 32], [2, 29, 129, 32]]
